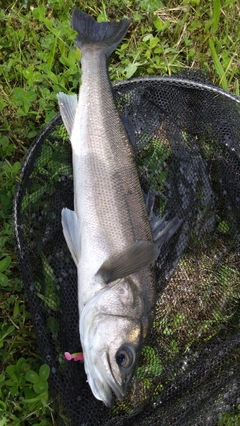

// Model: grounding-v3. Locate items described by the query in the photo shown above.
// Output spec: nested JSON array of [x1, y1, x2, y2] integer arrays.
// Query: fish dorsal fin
[[96, 241, 159, 284], [61, 208, 82, 265], [57, 92, 78, 137]]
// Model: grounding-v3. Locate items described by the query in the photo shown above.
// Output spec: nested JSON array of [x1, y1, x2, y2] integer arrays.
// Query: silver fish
[[57, 9, 181, 407]]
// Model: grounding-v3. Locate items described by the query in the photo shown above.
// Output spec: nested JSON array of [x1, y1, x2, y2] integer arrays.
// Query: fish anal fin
[[61, 208, 81, 266], [57, 92, 78, 137], [96, 241, 159, 284]]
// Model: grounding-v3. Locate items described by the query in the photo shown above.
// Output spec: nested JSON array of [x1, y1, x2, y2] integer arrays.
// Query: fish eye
[[116, 346, 134, 369]]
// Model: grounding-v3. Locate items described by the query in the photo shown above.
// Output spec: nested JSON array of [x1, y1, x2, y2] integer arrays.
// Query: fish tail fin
[[72, 9, 131, 57]]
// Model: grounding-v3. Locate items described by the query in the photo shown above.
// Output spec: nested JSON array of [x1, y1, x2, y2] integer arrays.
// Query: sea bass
[[57, 9, 181, 407]]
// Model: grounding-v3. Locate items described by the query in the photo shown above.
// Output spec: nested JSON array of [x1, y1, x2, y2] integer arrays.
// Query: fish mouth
[[85, 351, 126, 407]]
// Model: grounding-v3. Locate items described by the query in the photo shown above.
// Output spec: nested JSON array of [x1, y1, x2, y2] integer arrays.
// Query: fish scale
[[57, 9, 181, 407], [73, 52, 152, 259]]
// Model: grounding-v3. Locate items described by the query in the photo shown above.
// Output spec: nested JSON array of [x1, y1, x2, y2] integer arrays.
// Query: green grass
[[0, 0, 240, 424]]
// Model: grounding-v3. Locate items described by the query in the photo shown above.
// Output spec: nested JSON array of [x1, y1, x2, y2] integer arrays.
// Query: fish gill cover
[[13, 74, 240, 425]]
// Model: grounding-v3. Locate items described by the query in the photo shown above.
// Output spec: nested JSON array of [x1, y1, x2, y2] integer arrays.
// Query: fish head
[[80, 277, 151, 407]]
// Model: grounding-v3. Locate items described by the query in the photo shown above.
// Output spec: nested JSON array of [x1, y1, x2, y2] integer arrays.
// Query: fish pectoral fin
[[144, 186, 183, 250], [120, 115, 136, 151], [95, 241, 159, 284], [57, 92, 78, 136], [151, 215, 183, 250], [61, 208, 81, 265]]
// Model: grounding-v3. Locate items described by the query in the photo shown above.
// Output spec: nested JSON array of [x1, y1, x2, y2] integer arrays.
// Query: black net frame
[[13, 73, 240, 425]]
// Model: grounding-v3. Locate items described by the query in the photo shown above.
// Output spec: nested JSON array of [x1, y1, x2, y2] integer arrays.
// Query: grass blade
[[209, 38, 228, 90], [47, 36, 57, 70], [212, 0, 221, 35]]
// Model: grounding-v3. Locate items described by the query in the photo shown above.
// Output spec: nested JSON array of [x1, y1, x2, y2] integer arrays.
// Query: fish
[[57, 8, 182, 407]]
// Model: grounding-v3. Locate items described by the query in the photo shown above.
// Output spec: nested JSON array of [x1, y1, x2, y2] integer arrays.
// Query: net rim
[[13, 74, 240, 263]]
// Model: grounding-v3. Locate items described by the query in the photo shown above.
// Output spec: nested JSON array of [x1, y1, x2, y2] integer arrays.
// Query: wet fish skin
[[79, 270, 155, 407], [57, 9, 180, 407]]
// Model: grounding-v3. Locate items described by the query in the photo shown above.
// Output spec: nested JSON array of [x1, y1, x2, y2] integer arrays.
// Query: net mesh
[[13, 72, 240, 425]]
